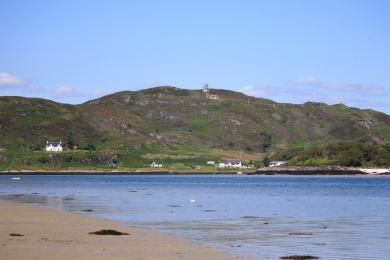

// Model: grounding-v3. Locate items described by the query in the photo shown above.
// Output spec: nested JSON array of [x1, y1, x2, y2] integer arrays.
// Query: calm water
[[1, 175, 390, 259]]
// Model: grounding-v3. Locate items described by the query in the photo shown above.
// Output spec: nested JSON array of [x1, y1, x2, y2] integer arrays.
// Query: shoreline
[[255, 166, 390, 175], [0, 170, 239, 175], [0, 200, 237, 260], [1, 166, 389, 175]]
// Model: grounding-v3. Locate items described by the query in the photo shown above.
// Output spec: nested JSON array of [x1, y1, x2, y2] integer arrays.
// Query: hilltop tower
[[202, 82, 209, 99], [202, 82, 220, 100]]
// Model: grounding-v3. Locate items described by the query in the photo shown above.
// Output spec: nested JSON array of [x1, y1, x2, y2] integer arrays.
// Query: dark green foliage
[[64, 132, 77, 149], [263, 155, 270, 167], [258, 132, 272, 152], [277, 142, 390, 166], [83, 143, 96, 150]]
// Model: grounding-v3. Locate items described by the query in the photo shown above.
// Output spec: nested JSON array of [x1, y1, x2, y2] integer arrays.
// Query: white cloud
[[293, 75, 386, 96], [0, 72, 25, 86], [240, 84, 268, 97], [242, 85, 253, 91], [323, 82, 385, 96], [52, 85, 83, 98], [293, 75, 317, 85], [54, 85, 73, 94], [238, 76, 390, 114]]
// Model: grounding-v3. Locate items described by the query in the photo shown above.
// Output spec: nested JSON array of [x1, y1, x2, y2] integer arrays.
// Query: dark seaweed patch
[[89, 229, 129, 235], [9, 233, 24, 237], [280, 256, 319, 259], [168, 205, 181, 208], [289, 232, 313, 236]]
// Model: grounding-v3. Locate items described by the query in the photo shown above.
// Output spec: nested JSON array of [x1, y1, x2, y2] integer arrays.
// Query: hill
[[1, 86, 390, 170]]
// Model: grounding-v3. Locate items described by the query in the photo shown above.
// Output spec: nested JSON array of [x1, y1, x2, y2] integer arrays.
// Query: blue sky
[[1, 0, 389, 113]]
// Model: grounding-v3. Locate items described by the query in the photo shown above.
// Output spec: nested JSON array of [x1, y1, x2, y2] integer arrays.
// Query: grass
[[0, 144, 256, 171], [2, 87, 390, 169]]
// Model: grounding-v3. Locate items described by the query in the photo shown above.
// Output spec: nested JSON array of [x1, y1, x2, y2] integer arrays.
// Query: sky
[[1, 0, 390, 114]]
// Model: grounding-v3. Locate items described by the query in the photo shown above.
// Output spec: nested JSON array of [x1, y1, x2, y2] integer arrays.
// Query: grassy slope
[[1, 87, 390, 170]]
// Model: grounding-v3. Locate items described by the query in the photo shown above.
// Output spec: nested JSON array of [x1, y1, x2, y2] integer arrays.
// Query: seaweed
[[280, 256, 319, 260], [9, 233, 24, 237], [89, 229, 129, 235]]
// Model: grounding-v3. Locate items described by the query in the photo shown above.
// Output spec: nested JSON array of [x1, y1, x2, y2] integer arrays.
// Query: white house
[[269, 161, 287, 167], [224, 159, 242, 168], [150, 161, 163, 168], [45, 141, 63, 152], [206, 161, 215, 165]]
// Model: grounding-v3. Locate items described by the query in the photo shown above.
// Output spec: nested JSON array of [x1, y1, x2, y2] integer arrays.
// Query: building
[[45, 141, 63, 152], [206, 161, 215, 165], [224, 159, 242, 168], [202, 83, 219, 100], [150, 161, 163, 167], [218, 162, 226, 168], [208, 94, 219, 100], [269, 161, 287, 167]]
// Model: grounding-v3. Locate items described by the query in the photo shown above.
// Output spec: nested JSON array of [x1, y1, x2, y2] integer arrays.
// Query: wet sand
[[0, 200, 237, 260]]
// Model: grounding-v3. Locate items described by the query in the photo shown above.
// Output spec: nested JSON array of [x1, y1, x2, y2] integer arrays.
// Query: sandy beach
[[0, 200, 237, 260]]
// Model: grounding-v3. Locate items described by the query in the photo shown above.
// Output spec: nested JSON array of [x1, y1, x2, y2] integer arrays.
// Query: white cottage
[[224, 159, 242, 168], [150, 161, 163, 168], [45, 141, 63, 152], [269, 161, 287, 167]]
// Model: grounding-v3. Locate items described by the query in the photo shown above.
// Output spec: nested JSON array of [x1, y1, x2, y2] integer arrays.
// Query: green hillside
[[1, 86, 390, 170]]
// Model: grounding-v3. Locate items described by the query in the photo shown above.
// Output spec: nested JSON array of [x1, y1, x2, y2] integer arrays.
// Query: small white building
[[208, 94, 220, 100], [45, 141, 63, 152], [269, 161, 287, 167], [150, 161, 163, 168], [224, 159, 242, 168], [218, 162, 226, 168], [207, 161, 215, 165]]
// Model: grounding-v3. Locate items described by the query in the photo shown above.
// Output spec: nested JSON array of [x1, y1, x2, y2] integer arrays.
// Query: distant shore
[[0, 200, 236, 260], [0, 166, 389, 175], [0, 170, 238, 175]]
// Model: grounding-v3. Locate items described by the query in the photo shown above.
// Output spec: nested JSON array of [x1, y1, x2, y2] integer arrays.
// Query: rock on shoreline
[[254, 166, 390, 175]]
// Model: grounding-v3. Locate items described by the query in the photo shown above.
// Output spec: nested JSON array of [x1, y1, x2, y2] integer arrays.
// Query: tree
[[258, 132, 272, 152], [64, 132, 77, 149], [263, 155, 270, 167], [84, 143, 96, 151]]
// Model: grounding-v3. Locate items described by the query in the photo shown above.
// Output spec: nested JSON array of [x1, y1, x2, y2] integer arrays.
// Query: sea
[[1, 174, 390, 259]]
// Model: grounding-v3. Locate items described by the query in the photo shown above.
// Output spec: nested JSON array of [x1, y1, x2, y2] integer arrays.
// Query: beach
[[0, 200, 236, 260], [1, 175, 390, 259]]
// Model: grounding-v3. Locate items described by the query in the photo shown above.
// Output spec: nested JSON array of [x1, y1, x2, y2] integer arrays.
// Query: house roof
[[47, 141, 62, 146], [225, 159, 241, 164]]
